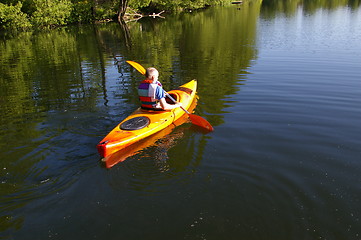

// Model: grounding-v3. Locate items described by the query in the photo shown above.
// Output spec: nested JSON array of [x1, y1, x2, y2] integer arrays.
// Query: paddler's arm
[[159, 98, 182, 111]]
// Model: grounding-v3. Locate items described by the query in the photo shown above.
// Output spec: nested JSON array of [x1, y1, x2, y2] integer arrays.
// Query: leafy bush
[[0, 2, 31, 31], [69, 1, 94, 23], [129, 0, 153, 10], [31, 0, 72, 27], [93, 1, 118, 20], [0, 0, 231, 32]]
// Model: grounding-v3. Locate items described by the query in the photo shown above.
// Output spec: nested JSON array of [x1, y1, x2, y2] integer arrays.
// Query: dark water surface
[[1, 1, 361, 239]]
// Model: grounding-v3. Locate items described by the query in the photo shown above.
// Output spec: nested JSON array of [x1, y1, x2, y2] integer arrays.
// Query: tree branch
[[123, 8, 165, 22]]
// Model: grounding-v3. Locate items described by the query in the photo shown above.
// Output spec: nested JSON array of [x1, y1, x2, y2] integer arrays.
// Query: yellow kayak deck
[[97, 80, 197, 157]]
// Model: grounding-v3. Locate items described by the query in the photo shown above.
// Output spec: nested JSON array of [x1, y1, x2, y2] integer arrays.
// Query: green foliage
[[0, 2, 31, 30], [1, 0, 359, 32], [69, 0, 94, 23], [93, 1, 118, 20], [128, 0, 229, 11], [30, 0, 72, 27], [129, 0, 152, 10]]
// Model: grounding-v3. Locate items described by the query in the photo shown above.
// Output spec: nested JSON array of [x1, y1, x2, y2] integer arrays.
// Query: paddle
[[126, 60, 214, 131]]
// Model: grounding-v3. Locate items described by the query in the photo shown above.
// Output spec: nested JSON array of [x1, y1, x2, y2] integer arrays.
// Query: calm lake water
[[1, 1, 361, 239]]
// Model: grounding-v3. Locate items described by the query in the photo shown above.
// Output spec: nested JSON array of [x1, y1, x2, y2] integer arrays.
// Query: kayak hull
[[97, 80, 197, 158], [101, 111, 192, 168]]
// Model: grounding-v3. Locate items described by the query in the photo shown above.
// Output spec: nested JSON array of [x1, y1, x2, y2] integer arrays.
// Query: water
[[1, 1, 361, 239]]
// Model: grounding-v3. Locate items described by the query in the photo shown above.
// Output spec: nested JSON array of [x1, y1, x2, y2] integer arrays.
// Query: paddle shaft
[[164, 92, 190, 114], [165, 91, 213, 131]]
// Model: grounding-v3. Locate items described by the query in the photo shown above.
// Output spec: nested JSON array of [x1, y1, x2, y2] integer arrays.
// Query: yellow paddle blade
[[126, 60, 146, 75]]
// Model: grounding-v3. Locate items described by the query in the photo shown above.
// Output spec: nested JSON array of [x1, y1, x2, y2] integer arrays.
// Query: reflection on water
[[1, 0, 361, 239]]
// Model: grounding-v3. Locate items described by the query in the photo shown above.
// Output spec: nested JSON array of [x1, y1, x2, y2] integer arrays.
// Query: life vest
[[138, 79, 163, 109]]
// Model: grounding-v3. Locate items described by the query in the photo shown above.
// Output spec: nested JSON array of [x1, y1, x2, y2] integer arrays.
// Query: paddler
[[138, 67, 182, 111]]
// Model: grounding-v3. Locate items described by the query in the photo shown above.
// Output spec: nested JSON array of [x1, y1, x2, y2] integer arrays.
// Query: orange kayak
[[97, 80, 197, 158], [101, 112, 191, 168]]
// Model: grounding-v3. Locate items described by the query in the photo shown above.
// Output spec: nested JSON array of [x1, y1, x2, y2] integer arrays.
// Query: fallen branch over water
[[124, 8, 165, 22]]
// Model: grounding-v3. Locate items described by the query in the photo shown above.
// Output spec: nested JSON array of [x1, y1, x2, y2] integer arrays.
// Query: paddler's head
[[145, 67, 159, 82]]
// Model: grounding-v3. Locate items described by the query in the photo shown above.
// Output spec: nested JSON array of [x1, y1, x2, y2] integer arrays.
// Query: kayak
[[97, 80, 197, 158], [101, 111, 191, 168]]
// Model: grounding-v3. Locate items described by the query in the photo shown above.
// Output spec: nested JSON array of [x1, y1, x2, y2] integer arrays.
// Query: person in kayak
[[138, 67, 182, 111]]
